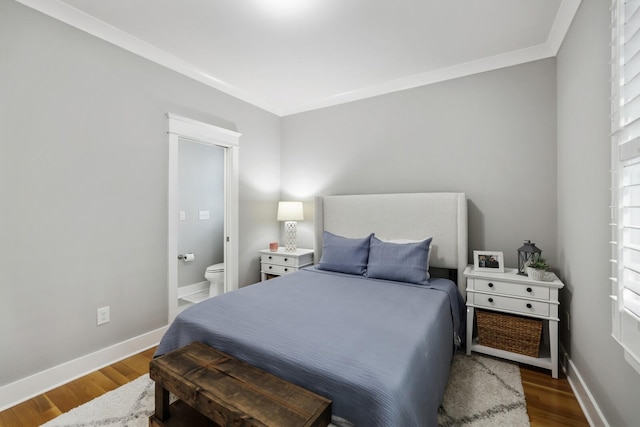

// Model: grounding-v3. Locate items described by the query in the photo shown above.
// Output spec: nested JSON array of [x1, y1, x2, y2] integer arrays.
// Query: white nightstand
[[464, 265, 565, 378], [259, 248, 314, 281]]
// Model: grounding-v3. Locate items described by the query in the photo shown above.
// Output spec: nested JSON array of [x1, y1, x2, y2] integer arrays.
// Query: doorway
[[167, 113, 240, 323]]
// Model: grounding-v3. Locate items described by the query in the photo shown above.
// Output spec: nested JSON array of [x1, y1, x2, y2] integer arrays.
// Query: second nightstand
[[464, 265, 564, 378], [259, 248, 314, 281]]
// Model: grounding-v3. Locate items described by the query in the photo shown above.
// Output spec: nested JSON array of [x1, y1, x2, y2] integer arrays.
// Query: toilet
[[205, 263, 225, 298]]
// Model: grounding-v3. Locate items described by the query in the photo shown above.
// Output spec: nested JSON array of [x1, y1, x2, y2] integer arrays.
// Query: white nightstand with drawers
[[259, 248, 314, 281], [464, 265, 565, 378]]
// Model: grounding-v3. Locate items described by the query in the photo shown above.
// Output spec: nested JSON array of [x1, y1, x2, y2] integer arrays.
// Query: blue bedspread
[[156, 267, 465, 426]]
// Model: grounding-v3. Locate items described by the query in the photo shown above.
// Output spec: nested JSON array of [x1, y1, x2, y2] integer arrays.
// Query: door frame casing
[[167, 113, 240, 323]]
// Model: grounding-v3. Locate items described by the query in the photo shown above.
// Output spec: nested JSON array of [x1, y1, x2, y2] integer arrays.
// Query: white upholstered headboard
[[314, 192, 468, 298]]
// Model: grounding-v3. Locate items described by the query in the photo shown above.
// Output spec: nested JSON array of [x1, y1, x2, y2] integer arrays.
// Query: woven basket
[[476, 309, 542, 357]]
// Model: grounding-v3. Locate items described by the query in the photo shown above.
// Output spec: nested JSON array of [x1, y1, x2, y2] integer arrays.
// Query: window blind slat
[[624, 275, 640, 295], [624, 75, 640, 109], [624, 288, 640, 318], [624, 22, 640, 58], [627, 0, 640, 24], [626, 32, 640, 69], [623, 156, 640, 172], [626, 13, 640, 44], [617, 118, 640, 146], [624, 92, 640, 123]]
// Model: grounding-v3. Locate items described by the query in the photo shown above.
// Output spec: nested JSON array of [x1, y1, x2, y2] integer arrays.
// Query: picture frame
[[473, 250, 505, 273]]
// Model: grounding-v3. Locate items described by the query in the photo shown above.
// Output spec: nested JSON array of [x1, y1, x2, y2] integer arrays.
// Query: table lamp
[[277, 201, 304, 252]]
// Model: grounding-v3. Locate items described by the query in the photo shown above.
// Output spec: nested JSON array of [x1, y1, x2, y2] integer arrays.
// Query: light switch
[[179, 211, 186, 221], [199, 211, 210, 220]]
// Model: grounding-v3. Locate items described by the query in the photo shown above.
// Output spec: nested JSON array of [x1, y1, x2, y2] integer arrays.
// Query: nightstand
[[464, 265, 565, 378], [259, 248, 314, 281]]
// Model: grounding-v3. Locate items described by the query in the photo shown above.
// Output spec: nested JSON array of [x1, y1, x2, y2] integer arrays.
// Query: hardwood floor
[[521, 365, 590, 427], [0, 347, 156, 427], [0, 348, 590, 426]]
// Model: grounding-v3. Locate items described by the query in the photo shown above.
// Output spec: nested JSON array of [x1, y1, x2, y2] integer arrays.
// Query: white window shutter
[[611, 0, 640, 374]]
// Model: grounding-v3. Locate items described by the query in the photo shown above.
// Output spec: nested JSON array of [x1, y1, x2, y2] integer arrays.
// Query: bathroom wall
[[177, 140, 225, 288]]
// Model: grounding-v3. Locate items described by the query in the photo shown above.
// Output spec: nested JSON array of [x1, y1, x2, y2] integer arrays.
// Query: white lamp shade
[[277, 201, 304, 221]]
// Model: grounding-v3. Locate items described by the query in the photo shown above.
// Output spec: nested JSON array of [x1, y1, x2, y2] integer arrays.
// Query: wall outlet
[[199, 210, 210, 220], [97, 306, 110, 326]]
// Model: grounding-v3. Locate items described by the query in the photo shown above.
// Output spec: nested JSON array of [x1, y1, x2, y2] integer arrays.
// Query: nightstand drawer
[[473, 278, 550, 300], [470, 293, 550, 317], [261, 264, 297, 276], [259, 248, 314, 281], [261, 253, 311, 267]]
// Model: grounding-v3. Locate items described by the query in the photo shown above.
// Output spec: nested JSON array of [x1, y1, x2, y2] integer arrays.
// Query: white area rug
[[42, 353, 529, 427], [437, 353, 529, 426]]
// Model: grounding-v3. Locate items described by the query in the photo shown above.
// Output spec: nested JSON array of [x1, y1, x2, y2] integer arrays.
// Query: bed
[[155, 192, 468, 427]]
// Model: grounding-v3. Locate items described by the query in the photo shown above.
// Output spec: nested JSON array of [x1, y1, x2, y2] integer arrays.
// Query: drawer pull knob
[[526, 303, 533, 309], [488, 282, 494, 288], [268, 266, 272, 270], [284, 258, 288, 262], [526, 287, 532, 293], [284, 268, 288, 272], [488, 298, 494, 303], [268, 256, 272, 260]]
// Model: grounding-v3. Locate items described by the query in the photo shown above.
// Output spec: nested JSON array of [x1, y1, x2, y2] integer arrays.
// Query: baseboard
[[560, 344, 609, 427], [177, 281, 210, 299], [0, 325, 168, 412]]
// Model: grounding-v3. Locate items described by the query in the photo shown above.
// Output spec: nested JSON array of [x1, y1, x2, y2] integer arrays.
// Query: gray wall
[[0, 0, 280, 386], [178, 140, 224, 287], [4, 1, 637, 423], [557, 0, 640, 425], [281, 59, 558, 269]]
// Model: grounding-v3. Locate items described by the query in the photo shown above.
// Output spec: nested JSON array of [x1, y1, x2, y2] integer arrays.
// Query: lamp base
[[284, 221, 297, 252]]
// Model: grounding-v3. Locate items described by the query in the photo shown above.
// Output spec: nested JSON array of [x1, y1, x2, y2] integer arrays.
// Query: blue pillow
[[367, 236, 432, 285], [317, 231, 373, 275]]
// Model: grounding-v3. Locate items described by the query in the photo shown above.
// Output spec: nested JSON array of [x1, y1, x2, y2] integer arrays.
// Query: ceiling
[[18, 0, 581, 116]]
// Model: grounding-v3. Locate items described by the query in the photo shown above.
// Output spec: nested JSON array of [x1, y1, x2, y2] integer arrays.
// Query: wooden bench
[[149, 341, 332, 427]]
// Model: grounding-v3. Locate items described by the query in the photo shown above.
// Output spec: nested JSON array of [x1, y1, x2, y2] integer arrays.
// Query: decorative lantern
[[517, 240, 541, 275]]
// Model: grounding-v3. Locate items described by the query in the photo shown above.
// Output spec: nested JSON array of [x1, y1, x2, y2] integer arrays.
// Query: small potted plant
[[526, 254, 548, 281]]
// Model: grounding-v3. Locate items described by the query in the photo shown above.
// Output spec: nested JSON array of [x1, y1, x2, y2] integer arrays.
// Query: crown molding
[[281, 43, 556, 116], [281, 0, 581, 116], [16, 0, 581, 118], [547, 0, 582, 54], [14, 0, 281, 115]]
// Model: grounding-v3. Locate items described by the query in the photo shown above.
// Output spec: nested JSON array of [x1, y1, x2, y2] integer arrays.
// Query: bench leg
[[154, 382, 170, 421]]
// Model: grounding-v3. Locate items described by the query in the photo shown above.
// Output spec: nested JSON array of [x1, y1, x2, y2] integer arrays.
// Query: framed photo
[[473, 250, 505, 273]]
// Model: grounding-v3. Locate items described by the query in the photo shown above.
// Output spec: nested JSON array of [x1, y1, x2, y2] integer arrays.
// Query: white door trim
[[167, 113, 240, 322]]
